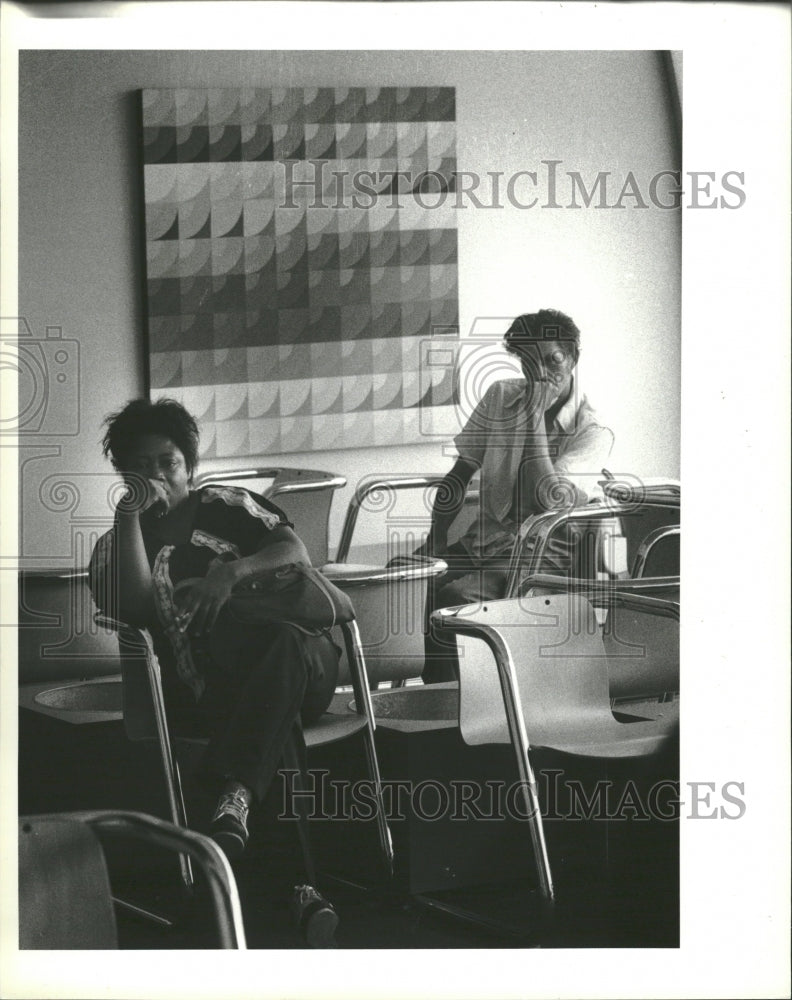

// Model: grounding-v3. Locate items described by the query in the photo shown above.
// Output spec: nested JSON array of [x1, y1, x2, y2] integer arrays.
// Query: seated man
[[417, 308, 615, 682]]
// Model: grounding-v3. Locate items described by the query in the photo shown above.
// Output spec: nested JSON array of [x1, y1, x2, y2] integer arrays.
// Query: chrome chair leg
[[342, 620, 395, 879]]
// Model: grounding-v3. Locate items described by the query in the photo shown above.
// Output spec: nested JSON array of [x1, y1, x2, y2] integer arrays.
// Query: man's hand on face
[[523, 375, 557, 427]]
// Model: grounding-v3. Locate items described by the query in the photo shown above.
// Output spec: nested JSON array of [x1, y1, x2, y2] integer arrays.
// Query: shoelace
[[294, 885, 326, 909], [214, 789, 249, 826]]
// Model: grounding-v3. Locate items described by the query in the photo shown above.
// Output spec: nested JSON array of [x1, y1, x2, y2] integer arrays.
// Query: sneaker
[[210, 788, 250, 860], [291, 884, 339, 948]]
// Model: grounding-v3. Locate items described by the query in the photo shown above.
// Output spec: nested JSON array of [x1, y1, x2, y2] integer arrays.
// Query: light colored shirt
[[454, 376, 614, 558]]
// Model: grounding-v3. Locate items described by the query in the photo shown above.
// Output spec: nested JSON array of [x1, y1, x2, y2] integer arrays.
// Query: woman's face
[[122, 434, 192, 510]]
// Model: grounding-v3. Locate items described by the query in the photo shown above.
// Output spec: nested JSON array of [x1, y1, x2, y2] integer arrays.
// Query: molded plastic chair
[[19, 810, 246, 948], [433, 592, 679, 901], [193, 467, 346, 566], [324, 474, 460, 687], [97, 612, 395, 888], [332, 473, 481, 566], [321, 557, 447, 688], [18, 569, 122, 684], [506, 495, 681, 596], [601, 478, 680, 573], [506, 483, 681, 712]]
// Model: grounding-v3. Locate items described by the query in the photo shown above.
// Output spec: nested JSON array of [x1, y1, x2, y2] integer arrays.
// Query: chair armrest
[[94, 613, 133, 633], [321, 555, 447, 586], [507, 498, 682, 594], [193, 466, 346, 496], [506, 503, 610, 590], [431, 605, 512, 660], [93, 614, 151, 651], [520, 573, 680, 601], [270, 474, 347, 496]]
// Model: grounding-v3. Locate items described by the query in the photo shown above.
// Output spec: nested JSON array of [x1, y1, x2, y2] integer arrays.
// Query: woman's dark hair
[[101, 398, 200, 476], [504, 309, 581, 365]]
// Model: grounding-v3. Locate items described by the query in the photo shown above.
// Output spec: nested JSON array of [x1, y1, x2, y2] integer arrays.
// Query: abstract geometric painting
[[141, 87, 460, 458]]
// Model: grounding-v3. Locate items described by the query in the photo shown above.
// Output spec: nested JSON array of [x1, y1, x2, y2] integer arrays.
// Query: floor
[[19, 705, 679, 951]]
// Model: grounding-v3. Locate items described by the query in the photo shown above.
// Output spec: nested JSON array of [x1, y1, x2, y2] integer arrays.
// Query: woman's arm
[[173, 524, 310, 635], [113, 509, 156, 625], [111, 477, 170, 626]]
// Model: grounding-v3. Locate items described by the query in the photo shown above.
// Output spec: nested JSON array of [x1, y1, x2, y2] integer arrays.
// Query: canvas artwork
[[141, 86, 460, 458]]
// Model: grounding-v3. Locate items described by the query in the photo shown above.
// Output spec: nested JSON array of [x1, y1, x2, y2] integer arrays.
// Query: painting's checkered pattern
[[141, 87, 459, 457]]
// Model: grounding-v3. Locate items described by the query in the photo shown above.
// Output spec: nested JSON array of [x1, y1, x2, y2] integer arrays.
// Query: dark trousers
[[422, 541, 511, 683], [422, 531, 585, 683], [186, 621, 340, 804]]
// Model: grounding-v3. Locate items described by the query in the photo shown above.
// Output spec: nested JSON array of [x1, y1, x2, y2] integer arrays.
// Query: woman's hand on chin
[[118, 473, 169, 518]]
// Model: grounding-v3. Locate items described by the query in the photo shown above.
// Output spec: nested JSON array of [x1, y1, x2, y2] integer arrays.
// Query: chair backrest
[[454, 593, 679, 743], [324, 558, 446, 685], [601, 602, 679, 700], [193, 467, 346, 566], [333, 474, 480, 565], [620, 506, 680, 576], [518, 577, 679, 700], [633, 526, 680, 578], [454, 594, 613, 747], [18, 571, 122, 684], [19, 815, 119, 948]]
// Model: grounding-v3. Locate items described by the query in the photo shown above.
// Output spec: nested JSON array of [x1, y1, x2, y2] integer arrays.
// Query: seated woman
[[88, 398, 339, 943]]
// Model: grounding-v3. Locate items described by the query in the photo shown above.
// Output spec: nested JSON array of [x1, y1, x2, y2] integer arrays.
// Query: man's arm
[[514, 416, 614, 519], [415, 457, 478, 557]]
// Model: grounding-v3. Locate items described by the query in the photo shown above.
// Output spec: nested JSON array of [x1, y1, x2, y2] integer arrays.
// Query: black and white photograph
[[0, 2, 789, 998]]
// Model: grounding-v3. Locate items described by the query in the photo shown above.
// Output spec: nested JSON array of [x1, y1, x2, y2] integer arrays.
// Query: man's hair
[[504, 309, 581, 365], [101, 398, 200, 476]]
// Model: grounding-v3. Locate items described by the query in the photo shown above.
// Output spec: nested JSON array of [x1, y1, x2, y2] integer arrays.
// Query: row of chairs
[[17, 467, 680, 942]]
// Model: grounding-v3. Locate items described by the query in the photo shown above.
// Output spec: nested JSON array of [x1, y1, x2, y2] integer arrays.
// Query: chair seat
[[19, 676, 123, 726], [320, 562, 383, 578], [536, 699, 679, 758], [470, 688, 679, 757], [613, 693, 679, 722], [304, 709, 368, 749]]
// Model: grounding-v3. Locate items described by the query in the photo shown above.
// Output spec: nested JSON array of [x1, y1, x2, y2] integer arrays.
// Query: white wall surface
[[18, 49, 680, 564]]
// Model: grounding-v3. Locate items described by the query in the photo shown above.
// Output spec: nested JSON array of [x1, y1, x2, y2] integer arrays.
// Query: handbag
[[226, 561, 355, 631]]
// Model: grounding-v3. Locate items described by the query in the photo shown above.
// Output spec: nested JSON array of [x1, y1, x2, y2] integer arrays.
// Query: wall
[[18, 49, 680, 564]]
